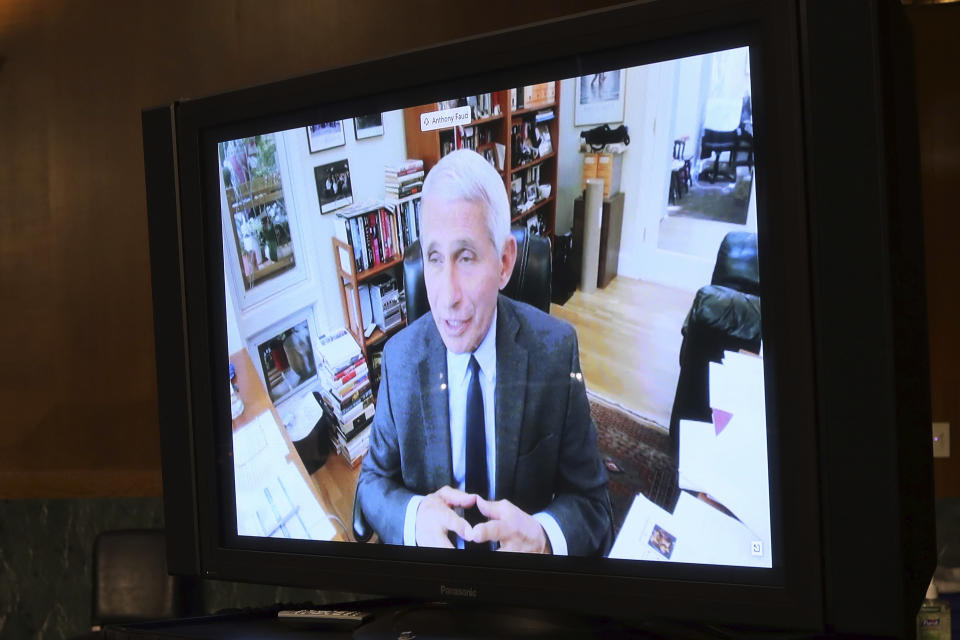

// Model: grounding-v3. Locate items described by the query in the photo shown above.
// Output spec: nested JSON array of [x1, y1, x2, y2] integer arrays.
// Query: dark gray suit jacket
[[357, 295, 613, 556]]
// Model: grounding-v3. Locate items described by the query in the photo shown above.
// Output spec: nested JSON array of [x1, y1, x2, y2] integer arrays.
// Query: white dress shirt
[[402, 309, 567, 554]]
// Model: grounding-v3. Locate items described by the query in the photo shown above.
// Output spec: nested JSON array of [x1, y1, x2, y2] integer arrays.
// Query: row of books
[[440, 125, 478, 157], [510, 83, 555, 111], [438, 93, 500, 120], [335, 201, 401, 273], [356, 276, 402, 333], [315, 328, 374, 467], [392, 196, 422, 255]]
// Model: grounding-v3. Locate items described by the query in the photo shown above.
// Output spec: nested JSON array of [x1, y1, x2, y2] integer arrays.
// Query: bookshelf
[[402, 82, 561, 244], [331, 189, 425, 366], [332, 237, 405, 360]]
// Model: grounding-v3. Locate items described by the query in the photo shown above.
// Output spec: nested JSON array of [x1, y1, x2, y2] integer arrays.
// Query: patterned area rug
[[588, 392, 679, 537]]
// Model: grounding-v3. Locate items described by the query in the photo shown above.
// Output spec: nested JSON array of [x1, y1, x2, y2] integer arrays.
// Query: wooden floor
[[311, 453, 361, 541], [552, 276, 695, 427]]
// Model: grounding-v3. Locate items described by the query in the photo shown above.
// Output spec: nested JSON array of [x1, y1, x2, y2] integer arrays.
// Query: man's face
[[421, 196, 516, 354]]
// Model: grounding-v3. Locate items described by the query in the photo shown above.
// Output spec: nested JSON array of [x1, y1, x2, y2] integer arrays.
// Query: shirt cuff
[[403, 495, 424, 546], [533, 511, 567, 556]]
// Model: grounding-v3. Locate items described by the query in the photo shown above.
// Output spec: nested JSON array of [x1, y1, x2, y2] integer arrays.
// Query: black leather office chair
[[352, 226, 552, 542], [402, 225, 552, 322]]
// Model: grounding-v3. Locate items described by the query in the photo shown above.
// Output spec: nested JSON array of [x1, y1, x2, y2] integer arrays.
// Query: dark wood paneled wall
[[0, 0, 619, 498], [0, 2, 956, 498], [907, 4, 960, 497]]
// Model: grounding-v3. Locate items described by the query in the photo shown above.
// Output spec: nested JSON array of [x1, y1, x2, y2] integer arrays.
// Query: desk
[[230, 350, 357, 542]]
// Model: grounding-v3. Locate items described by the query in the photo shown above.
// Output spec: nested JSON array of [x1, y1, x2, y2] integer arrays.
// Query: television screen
[[217, 44, 774, 571], [144, 1, 934, 635]]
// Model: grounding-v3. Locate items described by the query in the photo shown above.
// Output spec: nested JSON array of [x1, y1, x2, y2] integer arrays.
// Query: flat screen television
[[142, 0, 935, 637]]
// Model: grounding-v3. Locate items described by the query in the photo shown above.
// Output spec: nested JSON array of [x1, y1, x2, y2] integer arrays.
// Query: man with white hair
[[357, 150, 612, 556]]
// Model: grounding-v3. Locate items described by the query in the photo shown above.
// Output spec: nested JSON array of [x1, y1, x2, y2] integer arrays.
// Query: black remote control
[[277, 608, 372, 630]]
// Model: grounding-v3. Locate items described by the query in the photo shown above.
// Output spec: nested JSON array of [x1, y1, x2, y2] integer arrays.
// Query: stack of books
[[369, 275, 402, 332], [385, 159, 424, 203], [316, 328, 375, 467]]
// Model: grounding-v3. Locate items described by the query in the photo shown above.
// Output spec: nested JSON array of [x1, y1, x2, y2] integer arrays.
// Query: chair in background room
[[669, 136, 693, 204], [351, 226, 552, 542], [668, 231, 761, 460], [699, 98, 743, 184]]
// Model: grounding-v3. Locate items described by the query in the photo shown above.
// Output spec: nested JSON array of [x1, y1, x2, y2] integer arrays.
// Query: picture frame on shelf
[[575, 69, 626, 125], [353, 113, 384, 139], [525, 183, 539, 204], [307, 121, 346, 153], [314, 159, 354, 214]]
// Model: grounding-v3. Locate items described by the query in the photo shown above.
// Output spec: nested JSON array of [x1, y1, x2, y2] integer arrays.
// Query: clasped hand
[[415, 486, 551, 553]]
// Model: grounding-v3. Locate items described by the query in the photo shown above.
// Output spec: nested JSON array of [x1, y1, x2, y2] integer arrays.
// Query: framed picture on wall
[[314, 159, 354, 213], [575, 70, 626, 125], [353, 113, 384, 139], [307, 121, 346, 153], [219, 133, 308, 311], [252, 312, 319, 407]]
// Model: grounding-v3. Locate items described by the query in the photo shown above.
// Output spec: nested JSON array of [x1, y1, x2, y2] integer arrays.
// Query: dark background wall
[[910, 4, 960, 497], [0, 0, 621, 498], [0, 0, 957, 637]]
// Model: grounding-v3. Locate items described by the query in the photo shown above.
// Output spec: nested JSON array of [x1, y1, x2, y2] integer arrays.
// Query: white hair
[[421, 149, 510, 253]]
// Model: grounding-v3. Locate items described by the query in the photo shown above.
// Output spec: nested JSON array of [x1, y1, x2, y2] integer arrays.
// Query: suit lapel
[[494, 297, 528, 502], [418, 316, 454, 490]]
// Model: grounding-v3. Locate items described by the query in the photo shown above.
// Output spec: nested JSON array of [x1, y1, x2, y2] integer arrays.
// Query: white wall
[[555, 49, 758, 292], [671, 55, 705, 161], [276, 109, 408, 335], [555, 77, 581, 235], [222, 109, 408, 370], [557, 61, 680, 282], [556, 62, 674, 253]]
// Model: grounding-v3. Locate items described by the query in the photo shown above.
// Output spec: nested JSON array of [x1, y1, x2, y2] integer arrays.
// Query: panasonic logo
[[440, 585, 478, 598]]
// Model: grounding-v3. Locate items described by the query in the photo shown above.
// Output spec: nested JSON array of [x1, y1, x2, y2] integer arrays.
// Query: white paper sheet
[[233, 411, 336, 541], [609, 492, 770, 568], [677, 352, 771, 551]]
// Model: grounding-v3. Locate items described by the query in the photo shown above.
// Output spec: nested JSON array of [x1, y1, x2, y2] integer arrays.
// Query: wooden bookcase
[[402, 82, 561, 244], [332, 238, 405, 362]]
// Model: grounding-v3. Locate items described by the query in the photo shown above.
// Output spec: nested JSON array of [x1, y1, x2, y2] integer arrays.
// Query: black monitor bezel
[[165, 0, 824, 630]]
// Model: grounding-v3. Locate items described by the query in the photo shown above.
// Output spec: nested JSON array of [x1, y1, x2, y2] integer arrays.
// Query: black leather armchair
[[352, 226, 552, 542], [71, 529, 202, 638], [668, 232, 761, 459]]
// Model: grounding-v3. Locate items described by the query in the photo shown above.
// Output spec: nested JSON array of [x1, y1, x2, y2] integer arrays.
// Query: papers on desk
[[609, 492, 769, 567], [677, 350, 772, 562], [233, 411, 336, 541]]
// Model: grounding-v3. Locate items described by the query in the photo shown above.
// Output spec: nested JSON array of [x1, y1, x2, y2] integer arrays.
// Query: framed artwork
[[575, 69, 626, 125], [307, 121, 345, 153], [353, 113, 384, 139], [314, 159, 354, 213], [219, 134, 305, 309], [253, 313, 318, 407]]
